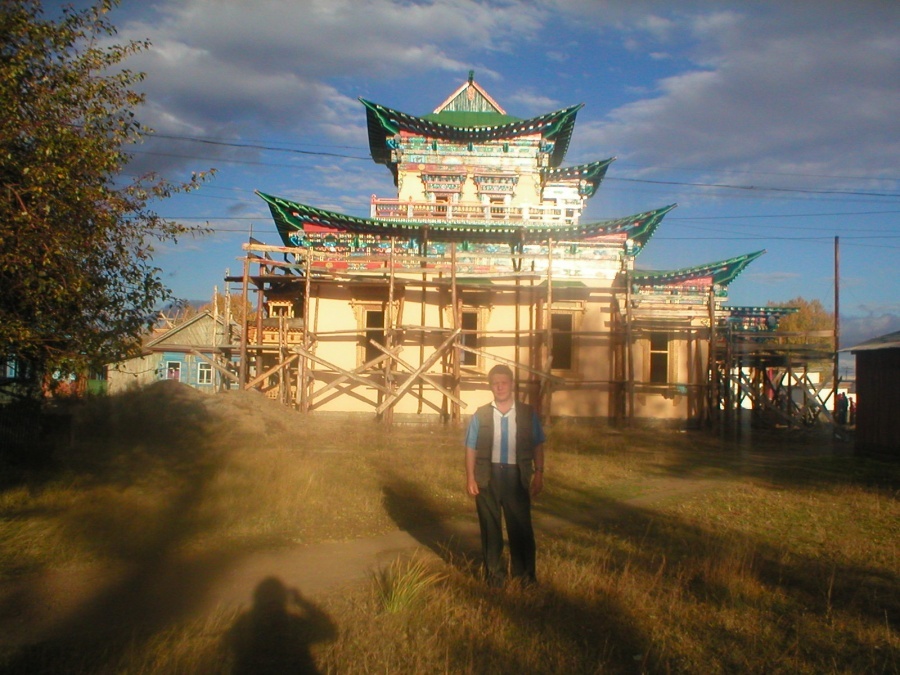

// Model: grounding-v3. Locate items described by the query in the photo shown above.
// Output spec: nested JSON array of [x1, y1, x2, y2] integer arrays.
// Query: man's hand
[[465, 447, 479, 497], [467, 478, 480, 497], [530, 471, 544, 498]]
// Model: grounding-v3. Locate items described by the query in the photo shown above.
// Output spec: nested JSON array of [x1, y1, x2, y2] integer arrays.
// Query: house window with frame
[[165, 361, 181, 381], [1, 357, 18, 379], [550, 313, 574, 371], [460, 310, 479, 367], [649, 332, 670, 384], [198, 362, 212, 385]]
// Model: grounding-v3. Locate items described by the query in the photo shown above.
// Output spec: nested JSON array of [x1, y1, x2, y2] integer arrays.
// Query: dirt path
[[0, 473, 723, 652]]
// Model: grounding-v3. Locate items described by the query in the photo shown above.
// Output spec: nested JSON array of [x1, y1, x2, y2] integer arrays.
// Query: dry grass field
[[0, 381, 897, 674]]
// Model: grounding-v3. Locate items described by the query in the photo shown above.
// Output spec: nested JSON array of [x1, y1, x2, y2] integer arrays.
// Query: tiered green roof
[[361, 98, 583, 168], [257, 191, 675, 249], [542, 158, 615, 197], [420, 110, 522, 127], [630, 250, 766, 288], [259, 76, 766, 287]]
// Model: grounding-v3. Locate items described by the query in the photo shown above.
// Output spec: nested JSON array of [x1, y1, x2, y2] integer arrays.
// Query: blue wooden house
[[107, 311, 239, 394]]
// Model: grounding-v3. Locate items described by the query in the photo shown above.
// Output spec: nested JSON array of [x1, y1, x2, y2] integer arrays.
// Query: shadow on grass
[[377, 466, 655, 671], [562, 423, 898, 493], [446, 573, 650, 674], [226, 576, 336, 675], [529, 472, 899, 672], [0, 381, 247, 673], [379, 471, 481, 569]]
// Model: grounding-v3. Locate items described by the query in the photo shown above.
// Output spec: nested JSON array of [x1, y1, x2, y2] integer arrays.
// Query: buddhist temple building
[[230, 73, 787, 426]]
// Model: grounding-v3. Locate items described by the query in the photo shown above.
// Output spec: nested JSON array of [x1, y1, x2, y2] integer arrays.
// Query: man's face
[[489, 373, 513, 404]]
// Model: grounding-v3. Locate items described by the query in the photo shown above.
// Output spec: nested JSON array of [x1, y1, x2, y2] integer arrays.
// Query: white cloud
[[572, 3, 900, 182], [116, 0, 545, 143], [842, 312, 900, 348], [505, 91, 562, 114]]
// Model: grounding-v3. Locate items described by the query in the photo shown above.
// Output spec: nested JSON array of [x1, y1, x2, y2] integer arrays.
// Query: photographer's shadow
[[227, 576, 336, 675]]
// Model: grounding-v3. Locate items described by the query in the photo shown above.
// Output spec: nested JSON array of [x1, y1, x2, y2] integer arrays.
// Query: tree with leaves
[[768, 296, 835, 347], [0, 0, 212, 399]]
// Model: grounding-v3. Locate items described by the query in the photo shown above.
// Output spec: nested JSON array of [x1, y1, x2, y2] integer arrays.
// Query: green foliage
[[0, 0, 212, 389]]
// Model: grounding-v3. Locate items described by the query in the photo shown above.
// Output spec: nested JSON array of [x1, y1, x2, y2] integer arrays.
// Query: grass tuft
[[374, 555, 446, 614]]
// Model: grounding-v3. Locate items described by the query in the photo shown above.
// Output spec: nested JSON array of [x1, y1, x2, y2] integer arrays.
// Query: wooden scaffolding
[[225, 238, 746, 426], [228, 239, 586, 423], [710, 325, 838, 432]]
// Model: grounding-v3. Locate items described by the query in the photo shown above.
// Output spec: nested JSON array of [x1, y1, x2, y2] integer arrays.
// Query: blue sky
[[49, 0, 900, 348]]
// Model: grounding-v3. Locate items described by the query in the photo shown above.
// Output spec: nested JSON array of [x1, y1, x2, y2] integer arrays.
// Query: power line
[[605, 176, 900, 199], [145, 132, 370, 160], [671, 210, 900, 219], [609, 159, 900, 183], [128, 149, 356, 170], [137, 131, 900, 199], [147, 131, 368, 154]]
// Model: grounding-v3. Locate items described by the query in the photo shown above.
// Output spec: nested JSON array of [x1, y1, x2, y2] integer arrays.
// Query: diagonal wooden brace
[[294, 345, 394, 398], [376, 329, 460, 415]]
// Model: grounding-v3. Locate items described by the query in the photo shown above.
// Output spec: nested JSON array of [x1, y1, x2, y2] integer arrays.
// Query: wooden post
[[238, 253, 251, 388], [383, 237, 396, 424], [299, 248, 312, 412], [541, 238, 554, 421], [278, 313, 286, 404], [833, 235, 840, 434], [625, 269, 634, 425], [254, 278, 264, 386], [450, 242, 461, 422], [223, 276, 232, 393], [724, 320, 733, 431], [707, 284, 716, 429]]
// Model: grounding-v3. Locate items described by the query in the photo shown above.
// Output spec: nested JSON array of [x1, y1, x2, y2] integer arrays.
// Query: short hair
[[487, 364, 514, 381]]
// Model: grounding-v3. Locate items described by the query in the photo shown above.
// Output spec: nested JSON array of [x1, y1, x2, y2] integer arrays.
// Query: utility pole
[[833, 235, 840, 433]]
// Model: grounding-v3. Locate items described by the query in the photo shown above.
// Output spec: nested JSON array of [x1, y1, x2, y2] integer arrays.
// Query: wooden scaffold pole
[[540, 238, 554, 421], [832, 235, 840, 435], [382, 237, 396, 424], [238, 253, 251, 388], [299, 247, 313, 412], [450, 242, 461, 422], [625, 269, 635, 425], [707, 284, 717, 429]]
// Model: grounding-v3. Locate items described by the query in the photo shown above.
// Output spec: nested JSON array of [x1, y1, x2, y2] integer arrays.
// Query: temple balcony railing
[[370, 196, 581, 225]]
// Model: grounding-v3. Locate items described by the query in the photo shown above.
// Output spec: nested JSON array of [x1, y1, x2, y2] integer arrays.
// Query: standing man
[[465, 364, 545, 587]]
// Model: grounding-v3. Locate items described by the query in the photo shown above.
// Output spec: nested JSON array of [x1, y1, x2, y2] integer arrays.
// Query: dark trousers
[[475, 463, 536, 584]]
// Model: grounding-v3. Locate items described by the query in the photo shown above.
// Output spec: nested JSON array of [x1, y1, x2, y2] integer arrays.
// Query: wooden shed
[[848, 330, 900, 457]]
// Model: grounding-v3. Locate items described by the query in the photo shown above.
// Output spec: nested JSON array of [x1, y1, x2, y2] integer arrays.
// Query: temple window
[[551, 313, 574, 371], [421, 172, 465, 196], [473, 173, 518, 198], [460, 310, 479, 367], [363, 308, 385, 365], [267, 300, 295, 319], [648, 332, 670, 383]]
